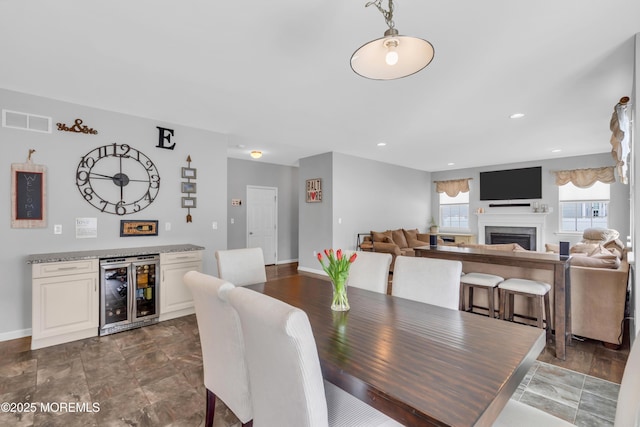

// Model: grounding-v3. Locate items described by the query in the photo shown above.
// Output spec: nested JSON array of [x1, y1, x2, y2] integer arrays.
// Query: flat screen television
[[479, 166, 542, 201]]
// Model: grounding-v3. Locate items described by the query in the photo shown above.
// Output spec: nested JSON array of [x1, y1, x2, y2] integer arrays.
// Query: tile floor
[[0, 264, 630, 426]]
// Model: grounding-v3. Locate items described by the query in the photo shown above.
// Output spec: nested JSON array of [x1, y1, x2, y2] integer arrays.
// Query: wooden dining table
[[414, 245, 572, 360], [247, 275, 546, 427]]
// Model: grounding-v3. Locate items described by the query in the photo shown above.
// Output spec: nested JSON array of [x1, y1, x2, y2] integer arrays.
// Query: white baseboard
[[277, 258, 298, 265], [297, 266, 327, 276], [0, 328, 31, 342]]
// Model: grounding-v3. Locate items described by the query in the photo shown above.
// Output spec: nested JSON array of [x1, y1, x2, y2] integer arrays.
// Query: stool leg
[[536, 295, 544, 329], [487, 287, 495, 319], [468, 286, 474, 313], [544, 292, 552, 341], [499, 289, 506, 320], [459, 284, 465, 311], [508, 293, 515, 321]]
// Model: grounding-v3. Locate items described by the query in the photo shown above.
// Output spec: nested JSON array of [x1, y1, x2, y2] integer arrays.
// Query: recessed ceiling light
[[377, 142, 387, 147], [509, 113, 525, 119], [237, 144, 246, 148], [551, 149, 562, 153], [447, 162, 455, 166]]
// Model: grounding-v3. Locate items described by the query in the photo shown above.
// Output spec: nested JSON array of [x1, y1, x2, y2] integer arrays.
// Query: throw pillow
[[570, 243, 599, 254], [403, 228, 419, 243], [581, 228, 620, 244], [604, 239, 625, 259]]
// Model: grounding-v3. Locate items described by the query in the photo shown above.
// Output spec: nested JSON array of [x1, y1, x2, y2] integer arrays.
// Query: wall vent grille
[[2, 109, 52, 133]]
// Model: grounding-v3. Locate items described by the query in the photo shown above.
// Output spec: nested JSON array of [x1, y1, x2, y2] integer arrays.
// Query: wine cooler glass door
[[100, 261, 131, 329], [133, 260, 159, 321]]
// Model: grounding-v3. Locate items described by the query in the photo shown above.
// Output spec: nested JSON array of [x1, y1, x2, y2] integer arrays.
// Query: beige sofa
[[459, 230, 629, 348], [358, 228, 430, 271], [552, 228, 629, 347]]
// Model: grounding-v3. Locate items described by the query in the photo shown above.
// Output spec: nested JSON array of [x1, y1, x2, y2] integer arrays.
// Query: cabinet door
[[161, 261, 202, 315], [32, 272, 98, 340]]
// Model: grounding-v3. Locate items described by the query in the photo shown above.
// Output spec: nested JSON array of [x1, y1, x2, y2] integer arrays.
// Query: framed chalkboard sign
[[11, 159, 47, 228]]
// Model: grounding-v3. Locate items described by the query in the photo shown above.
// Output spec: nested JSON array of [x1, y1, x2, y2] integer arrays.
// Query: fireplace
[[485, 226, 537, 250], [477, 212, 548, 251]]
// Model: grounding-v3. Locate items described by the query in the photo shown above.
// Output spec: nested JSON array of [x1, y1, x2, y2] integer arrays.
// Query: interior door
[[247, 186, 277, 265]]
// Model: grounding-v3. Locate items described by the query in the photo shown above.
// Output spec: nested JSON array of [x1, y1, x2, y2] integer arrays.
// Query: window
[[439, 191, 469, 229], [558, 181, 610, 232]]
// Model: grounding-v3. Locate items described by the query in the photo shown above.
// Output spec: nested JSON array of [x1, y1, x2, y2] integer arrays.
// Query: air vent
[[2, 109, 52, 133]]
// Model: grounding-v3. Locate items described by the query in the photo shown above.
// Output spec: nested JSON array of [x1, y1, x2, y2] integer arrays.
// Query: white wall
[[431, 153, 630, 248], [226, 158, 299, 262], [0, 89, 228, 340]]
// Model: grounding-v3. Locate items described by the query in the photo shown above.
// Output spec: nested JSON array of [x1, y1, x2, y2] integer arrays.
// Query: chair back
[[347, 251, 392, 294], [614, 332, 640, 427], [228, 286, 328, 427], [391, 256, 462, 310], [215, 247, 267, 286], [182, 271, 252, 423]]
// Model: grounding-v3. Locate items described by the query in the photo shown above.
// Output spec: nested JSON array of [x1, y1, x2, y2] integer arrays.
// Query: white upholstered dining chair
[[391, 255, 462, 310], [227, 286, 402, 427], [215, 247, 267, 286], [182, 271, 253, 427], [346, 250, 392, 294], [494, 330, 640, 427]]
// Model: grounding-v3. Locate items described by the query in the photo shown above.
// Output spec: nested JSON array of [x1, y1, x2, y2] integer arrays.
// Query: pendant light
[[350, 0, 434, 80]]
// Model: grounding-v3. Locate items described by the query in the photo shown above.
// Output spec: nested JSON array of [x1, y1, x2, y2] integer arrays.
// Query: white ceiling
[[1, 0, 638, 171]]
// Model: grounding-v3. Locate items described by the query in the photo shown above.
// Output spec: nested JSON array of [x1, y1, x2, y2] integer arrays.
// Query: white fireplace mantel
[[476, 212, 548, 251]]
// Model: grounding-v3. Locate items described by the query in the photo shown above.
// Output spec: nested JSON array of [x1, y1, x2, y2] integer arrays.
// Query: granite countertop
[[26, 244, 205, 264]]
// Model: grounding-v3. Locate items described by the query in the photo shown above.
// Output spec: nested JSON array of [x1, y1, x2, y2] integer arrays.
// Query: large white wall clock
[[76, 143, 160, 215]]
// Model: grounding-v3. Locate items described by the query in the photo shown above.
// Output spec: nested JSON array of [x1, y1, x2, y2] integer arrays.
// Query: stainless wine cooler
[[99, 254, 160, 335]]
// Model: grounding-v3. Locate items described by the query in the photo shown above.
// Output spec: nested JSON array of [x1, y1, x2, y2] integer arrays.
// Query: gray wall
[[298, 152, 431, 273], [227, 158, 299, 263], [298, 153, 333, 272], [431, 153, 631, 247], [0, 89, 228, 339]]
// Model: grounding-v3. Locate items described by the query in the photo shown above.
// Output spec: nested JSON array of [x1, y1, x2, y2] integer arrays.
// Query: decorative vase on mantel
[[331, 276, 350, 312]]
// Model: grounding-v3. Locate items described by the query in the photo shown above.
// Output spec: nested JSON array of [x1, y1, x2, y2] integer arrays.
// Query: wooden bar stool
[[459, 272, 504, 318], [498, 278, 551, 338]]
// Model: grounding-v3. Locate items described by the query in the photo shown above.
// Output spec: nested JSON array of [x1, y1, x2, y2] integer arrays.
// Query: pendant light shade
[[351, 1, 434, 80]]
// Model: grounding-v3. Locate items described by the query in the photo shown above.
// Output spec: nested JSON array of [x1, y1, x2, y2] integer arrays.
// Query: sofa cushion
[[371, 230, 393, 243], [570, 245, 621, 269], [582, 228, 620, 244], [407, 237, 430, 248], [391, 229, 409, 249], [545, 243, 559, 253]]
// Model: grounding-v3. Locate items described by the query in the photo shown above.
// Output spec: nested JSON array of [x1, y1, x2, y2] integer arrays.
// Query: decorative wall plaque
[[120, 220, 159, 237], [11, 149, 47, 228], [306, 178, 322, 203], [56, 118, 98, 134], [181, 155, 197, 222]]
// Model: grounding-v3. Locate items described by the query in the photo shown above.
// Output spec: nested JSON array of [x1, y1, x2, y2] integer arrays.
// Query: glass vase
[[331, 276, 350, 311]]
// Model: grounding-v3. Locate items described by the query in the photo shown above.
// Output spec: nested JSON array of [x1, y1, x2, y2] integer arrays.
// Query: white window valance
[[553, 166, 615, 188], [434, 178, 471, 197]]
